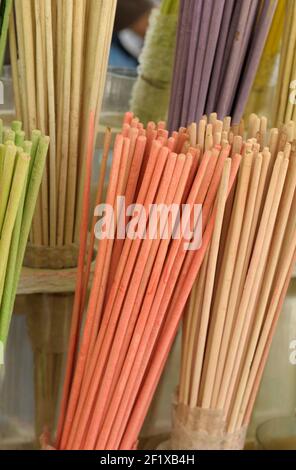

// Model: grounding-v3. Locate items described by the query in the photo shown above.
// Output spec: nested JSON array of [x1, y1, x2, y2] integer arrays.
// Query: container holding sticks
[[162, 395, 247, 450]]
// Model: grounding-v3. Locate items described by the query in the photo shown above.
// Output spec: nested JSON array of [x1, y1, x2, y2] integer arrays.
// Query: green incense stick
[[0, 151, 30, 302], [23, 140, 33, 155], [0, 124, 49, 351], [3, 128, 15, 143], [0, 144, 17, 232], [0, 136, 50, 346], [15, 130, 25, 147], [0, 179, 26, 346], [11, 120, 23, 133], [28, 130, 42, 178], [0, 134, 42, 345]]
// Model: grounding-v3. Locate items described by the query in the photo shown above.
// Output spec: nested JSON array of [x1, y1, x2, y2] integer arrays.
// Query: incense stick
[[0, 122, 49, 350], [175, 114, 295, 448], [168, 0, 277, 129], [55, 113, 243, 450], [11, 0, 116, 248]]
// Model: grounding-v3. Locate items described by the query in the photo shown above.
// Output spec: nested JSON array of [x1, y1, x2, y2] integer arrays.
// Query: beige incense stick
[[210, 152, 262, 406], [188, 122, 197, 146], [21, 0, 37, 131], [180, 260, 207, 405], [55, 0, 64, 190], [202, 153, 253, 408], [57, 0, 73, 246], [268, 128, 279, 164], [217, 154, 288, 411], [75, 0, 117, 242], [240, 149, 271, 290], [14, 1, 29, 136], [197, 119, 206, 155], [35, 0, 49, 245], [65, 0, 85, 244], [44, 0, 57, 247], [223, 157, 289, 414], [190, 159, 231, 408], [228, 156, 296, 431], [9, 12, 21, 120], [238, 224, 296, 430]]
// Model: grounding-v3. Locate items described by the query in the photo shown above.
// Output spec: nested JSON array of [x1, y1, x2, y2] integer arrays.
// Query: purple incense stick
[[195, 0, 225, 121], [216, 0, 253, 118], [187, 0, 214, 125], [232, 0, 278, 123], [168, 0, 193, 131], [214, 0, 243, 112], [205, 0, 235, 114], [228, 0, 259, 111], [180, 0, 203, 125]]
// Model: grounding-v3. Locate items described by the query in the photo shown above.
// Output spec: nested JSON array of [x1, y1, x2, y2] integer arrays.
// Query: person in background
[[110, 0, 156, 68]]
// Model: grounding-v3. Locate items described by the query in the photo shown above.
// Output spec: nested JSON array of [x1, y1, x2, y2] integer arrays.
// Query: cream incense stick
[[9, 9, 21, 119], [176, 114, 295, 449], [11, 0, 116, 248], [44, 0, 56, 247], [202, 152, 253, 408], [228, 157, 296, 431], [64, 0, 85, 245]]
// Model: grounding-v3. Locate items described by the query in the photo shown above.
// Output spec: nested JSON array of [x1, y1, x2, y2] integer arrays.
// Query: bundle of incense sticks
[[273, 0, 296, 126], [0, 0, 12, 72], [10, 0, 116, 247], [0, 120, 49, 357], [168, 0, 277, 130], [173, 113, 296, 450], [52, 111, 241, 450], [130, 0, 179, 124]]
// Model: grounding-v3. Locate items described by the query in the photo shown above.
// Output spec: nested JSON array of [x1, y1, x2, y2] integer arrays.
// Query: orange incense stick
[[106, 151, 224, 448], [56, 111, 95, 447], [102, 155, 193, 449], [107, 136, 147, 294], [119, 157, 240, 449], [66, 143, 168, 449], [80, 128, 112, 316], [93, 154, 184, 449], [80, 148, 174, 449], [59, 133, 124, 449]]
